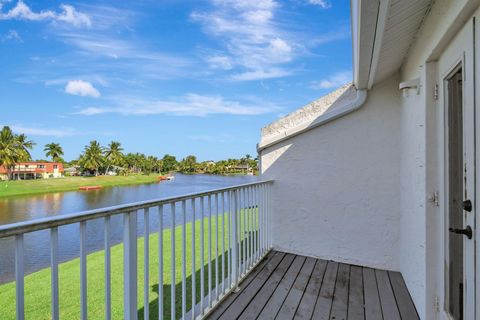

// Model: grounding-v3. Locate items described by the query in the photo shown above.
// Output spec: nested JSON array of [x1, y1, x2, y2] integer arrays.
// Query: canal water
[[0, 174, 257, 284]]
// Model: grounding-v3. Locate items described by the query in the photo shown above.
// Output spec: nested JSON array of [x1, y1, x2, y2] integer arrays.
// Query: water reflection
[[0, 174, 256, 283]]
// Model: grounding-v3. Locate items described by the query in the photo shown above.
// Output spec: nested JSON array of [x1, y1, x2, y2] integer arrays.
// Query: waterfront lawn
[[0, 175, 160, 198], [0, 212, 258, 320]]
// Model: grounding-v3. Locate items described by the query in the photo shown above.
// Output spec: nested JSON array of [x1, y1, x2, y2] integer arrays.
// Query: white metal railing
[[0, 180, 273, 320]]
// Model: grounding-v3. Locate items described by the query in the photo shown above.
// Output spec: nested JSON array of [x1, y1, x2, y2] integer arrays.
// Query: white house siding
[[260, 75, 402, 270]]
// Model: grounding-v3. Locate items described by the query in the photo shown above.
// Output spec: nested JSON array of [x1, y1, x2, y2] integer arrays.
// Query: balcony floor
[[206, 250, 419, 320]]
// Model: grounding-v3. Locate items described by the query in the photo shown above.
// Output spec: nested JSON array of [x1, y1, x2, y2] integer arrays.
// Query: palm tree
[[0, 127, 35, 180], [245, 154, 252, 173], [79, 141, 105, 176], [16, 134, 35, 161], [104, 141, 124, 174], [0, 127, 19, 179], [44, 143, 64, 162], [180, 155, 197, 173]]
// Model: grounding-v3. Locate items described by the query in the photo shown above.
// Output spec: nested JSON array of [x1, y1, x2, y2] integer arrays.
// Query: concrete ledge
[[258, 84, 367, 152]]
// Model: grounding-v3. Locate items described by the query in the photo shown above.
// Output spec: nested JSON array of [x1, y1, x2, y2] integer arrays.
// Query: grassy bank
[[0, 213, 258, 319], [0, 175, 160, 198]]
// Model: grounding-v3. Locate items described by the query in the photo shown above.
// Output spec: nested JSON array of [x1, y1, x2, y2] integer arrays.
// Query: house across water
[[0, 162, 64, 180]]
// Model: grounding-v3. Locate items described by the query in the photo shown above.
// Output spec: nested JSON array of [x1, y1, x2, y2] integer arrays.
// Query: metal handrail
[[0, 179, 273, 239]]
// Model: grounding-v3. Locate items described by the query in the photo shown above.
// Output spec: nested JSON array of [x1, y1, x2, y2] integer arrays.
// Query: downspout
[[257, 88, 368, 153]]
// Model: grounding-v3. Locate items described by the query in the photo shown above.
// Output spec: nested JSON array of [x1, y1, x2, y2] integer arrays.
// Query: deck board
[[363, 268, 383, 320], [293, 259, 328, 320], [347, 266, 365, 320], [276, 257, 316, 320], [376, 270, 401, 320], [329, 263, 350, 320], [257, 255, 306, 319], [311, 261, 338, 319], [239, 254, 296, 319], [388, 271, 420, 320], [205, 251, 419, 320], [213, 251, 285, 320]]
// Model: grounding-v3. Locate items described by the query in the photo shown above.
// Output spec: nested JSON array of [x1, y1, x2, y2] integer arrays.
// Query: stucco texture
[[261, 76, 402, 271]]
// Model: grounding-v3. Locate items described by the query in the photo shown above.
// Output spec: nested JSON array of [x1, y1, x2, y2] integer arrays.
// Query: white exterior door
[[437, 17, 475, 320]]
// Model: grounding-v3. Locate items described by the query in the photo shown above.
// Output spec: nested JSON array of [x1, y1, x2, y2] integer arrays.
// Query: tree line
[[0, 126, 258, 179]]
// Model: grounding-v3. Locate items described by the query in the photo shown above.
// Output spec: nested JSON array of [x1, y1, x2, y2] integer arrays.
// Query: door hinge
[[433, 84, 439, 100], [428, 191, 439, 207]]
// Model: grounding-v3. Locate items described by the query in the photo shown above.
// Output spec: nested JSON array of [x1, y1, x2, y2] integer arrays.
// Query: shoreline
[[0, 173, 256, 199], [0, 174, 161, 199]]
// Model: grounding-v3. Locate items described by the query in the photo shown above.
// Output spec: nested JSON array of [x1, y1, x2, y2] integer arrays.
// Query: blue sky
[[0, 0, 352, 161]]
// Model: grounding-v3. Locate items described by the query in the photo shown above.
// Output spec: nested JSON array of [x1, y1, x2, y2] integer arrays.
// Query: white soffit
[[368, 0, 433, 87]]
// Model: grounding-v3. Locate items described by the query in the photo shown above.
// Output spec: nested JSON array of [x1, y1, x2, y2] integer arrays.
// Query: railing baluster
[[50, 227, 59, 320], [221, 192, 226, 294], [170, 203, 176, 320], [231, 190, 238, 288], [268, 184, 272, 248], [265, 184, 268, 250], [238, 188, 242, 276], [158, 205, 164, 320], [262, 184, 266, 255], [242, 188, 246, 275], [191, 199, 196, 320], [200, 197, 205, 314], [80, 221, 87, 320], [123, 211, 137, 320], [255, 186, 260, 260], [15, 234, 24, 320], [181, 200, 187, 319], [260, 185, 265, 256], [250, 186, 254, 264], [215, 193, 219, 301], [227, 191, 232, 288], [105, 216, 111, 320], [208, 195, 212, 307], [253, 186, 257, 262], [246, 187, 251, 269], [144, 208, 150, 320]]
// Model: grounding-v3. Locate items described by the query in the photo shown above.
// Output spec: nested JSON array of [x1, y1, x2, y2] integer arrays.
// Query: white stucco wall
[[261, 75, 402, 270], [397, 86, 428, 319], [397, 1, 477, 319], [259, 2, 479, 319]]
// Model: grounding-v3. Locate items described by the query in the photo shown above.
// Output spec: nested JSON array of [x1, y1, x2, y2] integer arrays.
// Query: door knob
[[463, 200, 472, 212], [449, 226, 473, 239]]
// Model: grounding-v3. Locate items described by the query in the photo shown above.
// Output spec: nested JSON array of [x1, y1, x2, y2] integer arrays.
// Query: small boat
[[158, 175, 175, 181], [79, 186, 103, 191]]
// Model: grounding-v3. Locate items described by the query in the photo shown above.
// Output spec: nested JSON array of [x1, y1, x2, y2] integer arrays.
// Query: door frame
[[436, 16, 476, 320]]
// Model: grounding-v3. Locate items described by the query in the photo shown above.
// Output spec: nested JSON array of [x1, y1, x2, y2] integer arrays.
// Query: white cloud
[[65, 80, 101, 98], [56, 5, 91, 27], [7, 124, 114, 137], [75, 93, 278, 117], [206, 55, 233, 70], [307, 0, 331, 9], [192, 0, 296, 81], [231, 68, 291, 81], [9, 125, 78, 137], [0, 1, 91, 27], [1, 29, 22, 42], [310, 71, 351, 89]]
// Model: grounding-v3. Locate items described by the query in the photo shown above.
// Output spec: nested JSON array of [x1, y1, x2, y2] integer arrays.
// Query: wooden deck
[[206, 251, 419, 320]]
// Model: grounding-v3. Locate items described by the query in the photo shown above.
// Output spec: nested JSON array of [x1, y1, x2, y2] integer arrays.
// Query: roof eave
[[352, 0, 384, 90]]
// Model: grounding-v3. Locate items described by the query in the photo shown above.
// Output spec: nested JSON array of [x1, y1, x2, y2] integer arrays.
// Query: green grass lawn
[[0, 175, 160, 198], [0, 212, 259, 319]]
